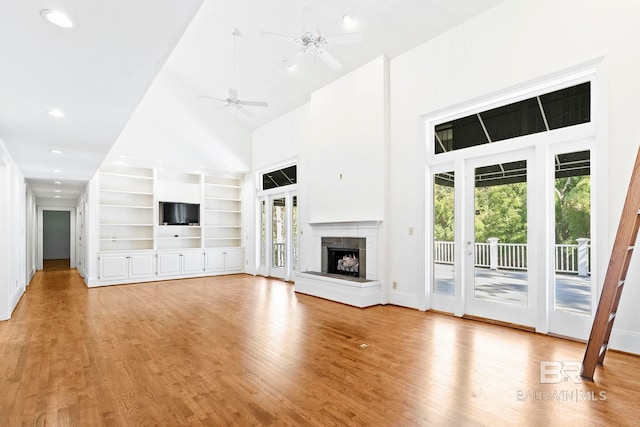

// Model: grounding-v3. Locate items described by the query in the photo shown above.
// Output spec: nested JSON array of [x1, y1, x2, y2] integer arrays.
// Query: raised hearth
[[295, 221, 381, 307]]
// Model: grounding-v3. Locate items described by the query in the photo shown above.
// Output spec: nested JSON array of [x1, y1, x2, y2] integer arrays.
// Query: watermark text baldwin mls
[[516, 361, 607, 402]]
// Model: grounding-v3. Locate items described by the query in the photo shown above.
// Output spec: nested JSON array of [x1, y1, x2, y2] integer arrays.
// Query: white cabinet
[[205, 248, 244, 273], [98, 252, 155, 282], [183, 251, 205, 274], [157, 250, 204, 277]]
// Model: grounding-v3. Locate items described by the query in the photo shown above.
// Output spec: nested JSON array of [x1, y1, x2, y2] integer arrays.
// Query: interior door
[[464, 149, 536, 327]]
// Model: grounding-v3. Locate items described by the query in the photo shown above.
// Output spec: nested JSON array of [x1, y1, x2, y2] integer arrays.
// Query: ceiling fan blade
[[198, 95, 228, 103], [316, 49, 342, 70], [260, 31, 297, 43], [228, 88, 238, 100], [324, 32, 362, 45], [237, 100, 269, 107]]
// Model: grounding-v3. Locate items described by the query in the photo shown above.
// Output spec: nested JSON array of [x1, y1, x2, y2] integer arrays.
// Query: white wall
[[306, 55, 388, 224], [0, 139, 29, 321], [387, 0, 640, 352]]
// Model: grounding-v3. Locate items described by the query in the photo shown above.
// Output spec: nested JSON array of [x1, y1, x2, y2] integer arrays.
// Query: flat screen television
[[160, 202, 200, 225]]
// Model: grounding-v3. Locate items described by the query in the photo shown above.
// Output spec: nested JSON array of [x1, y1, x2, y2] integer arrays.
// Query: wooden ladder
[[581, 146, 640, 380]]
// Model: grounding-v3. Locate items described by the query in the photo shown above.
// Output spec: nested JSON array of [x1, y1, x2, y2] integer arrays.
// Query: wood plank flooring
[[1, 269, 639, 426]]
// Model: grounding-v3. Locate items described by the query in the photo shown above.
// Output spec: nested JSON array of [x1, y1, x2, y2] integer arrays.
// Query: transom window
[[261, 165, 297, 191], [435, 82, 590, 154]]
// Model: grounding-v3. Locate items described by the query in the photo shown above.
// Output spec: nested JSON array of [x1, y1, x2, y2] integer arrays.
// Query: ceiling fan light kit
[[261, 6, 362, 71]]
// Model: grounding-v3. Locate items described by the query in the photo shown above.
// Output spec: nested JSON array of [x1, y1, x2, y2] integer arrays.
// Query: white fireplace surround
[[294, 221, 382, 307]]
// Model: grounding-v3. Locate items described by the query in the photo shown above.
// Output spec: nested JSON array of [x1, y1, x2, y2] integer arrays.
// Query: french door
[[464, 150, 535, 327], [259, 191, 298, 281], [429, 143, 596, 336]]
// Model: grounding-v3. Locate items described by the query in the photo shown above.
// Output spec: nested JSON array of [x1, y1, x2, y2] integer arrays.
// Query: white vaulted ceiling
[[0, 0, 505, 201]]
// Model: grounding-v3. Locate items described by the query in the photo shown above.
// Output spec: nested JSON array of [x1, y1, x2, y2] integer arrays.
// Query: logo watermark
[[516, 361, 607, 402]]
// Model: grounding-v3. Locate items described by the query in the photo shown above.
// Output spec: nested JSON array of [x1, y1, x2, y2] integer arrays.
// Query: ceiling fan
[[198, 29, 268, 116], [261, 7, 362, 70]]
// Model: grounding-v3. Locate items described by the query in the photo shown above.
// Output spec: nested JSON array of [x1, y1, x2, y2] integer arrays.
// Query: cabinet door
[[157, 252, 182, 276], [129, 253, 155, 279], [224, 250, 244, 271], [205, 251, 225, 272], [182, 251, 204, 274], [99, 254, 128, 281]]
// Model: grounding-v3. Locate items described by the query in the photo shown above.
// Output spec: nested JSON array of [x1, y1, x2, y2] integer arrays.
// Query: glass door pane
[[292, 195, 298, 272], [473, 160, 528, 306], [260, 199, 266, 268], [433, 171, 455, 296], [553, 150, 591, 315], [272, 197, 286, 270]]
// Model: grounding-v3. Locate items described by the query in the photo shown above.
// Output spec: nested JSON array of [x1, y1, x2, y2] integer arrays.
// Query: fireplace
[[295, 221, 381, 308], [321, 237, 366, 279]]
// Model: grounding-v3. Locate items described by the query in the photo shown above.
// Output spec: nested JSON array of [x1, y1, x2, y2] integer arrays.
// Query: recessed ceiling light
[[343, 14, 355, 27], [41, 9, 75, 29], [282, 59, 296, 71], [54, 181, 62, 184], [54, 189, 61, 193], [53, 169, 62, 173], [54, 195, 61, 199], [50, 149, 63, 154], [48, 109, 65, 118]]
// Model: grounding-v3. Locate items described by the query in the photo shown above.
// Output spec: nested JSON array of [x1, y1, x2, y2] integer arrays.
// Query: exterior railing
[[434, 238, 590, 275], [272, 243, 286, 267]]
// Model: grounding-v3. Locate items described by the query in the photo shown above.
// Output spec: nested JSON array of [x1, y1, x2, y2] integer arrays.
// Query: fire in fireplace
[[328, 247, 360, 276]]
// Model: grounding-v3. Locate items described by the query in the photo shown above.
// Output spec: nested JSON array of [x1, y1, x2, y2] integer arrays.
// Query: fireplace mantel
[[294, 221, 382, 307]]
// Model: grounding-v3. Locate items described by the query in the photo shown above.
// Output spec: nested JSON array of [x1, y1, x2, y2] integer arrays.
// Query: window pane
[[433, 172, 455, 295], [260, 200, 266, 267], [434, 82, 590, 154], [540, 82, 590, 130], [293, 196, 298, 271], [474, 161, 528, 306], [272, 198, 286, 268], [263, 165, 297, 190], [480, 98, 546, 142], [554, 150, 591, 315], [435, 115, 488, 154]]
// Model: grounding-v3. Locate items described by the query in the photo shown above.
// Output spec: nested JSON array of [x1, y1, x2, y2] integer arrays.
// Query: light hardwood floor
[[1, 268, 639, 426]]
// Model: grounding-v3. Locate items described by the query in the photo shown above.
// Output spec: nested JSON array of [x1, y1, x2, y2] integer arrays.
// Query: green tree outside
[[434, 175, 590, 244]]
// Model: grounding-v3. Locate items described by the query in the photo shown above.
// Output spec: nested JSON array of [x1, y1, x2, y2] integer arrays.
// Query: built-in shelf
[[98, 165, 156, 251], [97, 165, 242, 252], [203, 175, 242, 248]]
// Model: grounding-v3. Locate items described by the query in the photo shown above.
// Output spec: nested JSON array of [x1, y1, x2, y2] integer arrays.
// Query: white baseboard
[[387, 290, 421, 309], [609, 329, 640, 355]]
